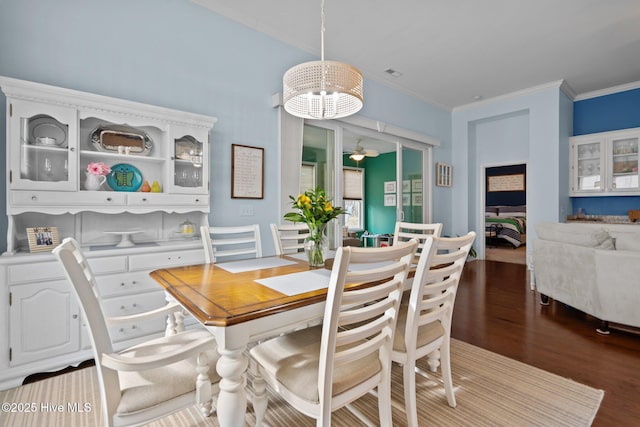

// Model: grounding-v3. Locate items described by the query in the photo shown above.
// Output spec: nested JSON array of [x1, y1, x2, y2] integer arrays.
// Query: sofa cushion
[[535, 222, 614, 249], [614, 233, 640, 251]]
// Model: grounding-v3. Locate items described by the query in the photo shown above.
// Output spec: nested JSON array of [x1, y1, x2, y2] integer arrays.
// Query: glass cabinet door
[[573, 140, 603, 192], [9, 100, 77, 191], [609, 135, 639, 192], [169, 125, 208, 194]]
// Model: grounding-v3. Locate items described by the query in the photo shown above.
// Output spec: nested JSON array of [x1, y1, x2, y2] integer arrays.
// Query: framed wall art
[[436, 162, 453, 187], [384, 181, 396, 193], [231, 144, 264, 199], [488, 173, 525, 192], [384, 194, 397, 206], [27, 226, 60, 253]]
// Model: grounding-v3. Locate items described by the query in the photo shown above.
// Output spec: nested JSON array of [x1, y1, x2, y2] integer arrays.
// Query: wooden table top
[[149, 256, 330, 327]]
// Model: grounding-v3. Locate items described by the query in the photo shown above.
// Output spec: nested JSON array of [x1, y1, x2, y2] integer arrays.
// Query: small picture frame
[[384, 181, 396, 193], [27, 227, 60, 253], [402, 193, 411, 206], [412, 178, 423, 192], [384, 194, 396, 206], [402, 180, 411, 193], [412, 193, 423, 206], [436, 163, 453, 187]]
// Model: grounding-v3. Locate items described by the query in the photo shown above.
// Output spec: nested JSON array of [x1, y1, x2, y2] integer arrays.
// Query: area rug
[[0, 339, 603, 426]]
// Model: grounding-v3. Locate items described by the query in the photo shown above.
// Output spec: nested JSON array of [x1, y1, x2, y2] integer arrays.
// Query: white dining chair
[[392, 231, 476, 427], [53, 237, 220, 427], [393, 221, 443, 263], [270, 222, 310, 255], [200, 224, 262, 263], [250, 239, 418, 426]]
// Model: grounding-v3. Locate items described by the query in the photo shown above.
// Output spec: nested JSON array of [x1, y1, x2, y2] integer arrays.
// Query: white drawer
[[11, 190, 127, 206], [102, 291, 167, 342], [128, 249, 204, 271], [127, 193, 208, 206], [95, 272, 163, 297], [8, 256, 127, 284]]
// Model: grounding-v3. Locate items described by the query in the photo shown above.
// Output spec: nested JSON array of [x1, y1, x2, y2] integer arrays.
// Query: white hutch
[[0, 76, 216, 389]]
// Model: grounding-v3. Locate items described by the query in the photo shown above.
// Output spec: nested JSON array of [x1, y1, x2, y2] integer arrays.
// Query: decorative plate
[[106, 163, 143, 192], [30, 116, 68, 147]]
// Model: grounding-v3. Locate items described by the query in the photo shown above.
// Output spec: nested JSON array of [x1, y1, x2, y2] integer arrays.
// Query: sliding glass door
[[400, 146, 425, 224], [299, 120, 432, 247]]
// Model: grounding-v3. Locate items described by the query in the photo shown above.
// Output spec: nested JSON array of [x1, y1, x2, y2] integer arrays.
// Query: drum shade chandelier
[[283, 0, 364, 120]]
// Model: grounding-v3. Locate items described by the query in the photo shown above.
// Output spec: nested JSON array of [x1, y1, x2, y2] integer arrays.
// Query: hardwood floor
[[453, 260, 640, 427]]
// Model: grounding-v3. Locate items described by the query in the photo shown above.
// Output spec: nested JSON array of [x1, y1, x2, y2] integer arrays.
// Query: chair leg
[[377, 374, 393, 427], [427, 348, 440, 372], [196, 352, 213, 416], [440, 343, 457, 408], [403, 361, 419, 427]]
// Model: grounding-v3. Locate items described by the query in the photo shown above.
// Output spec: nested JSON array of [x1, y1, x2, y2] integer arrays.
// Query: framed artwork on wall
[[384, 181, 396, 193], [412, 178, 423, 192], [488, 173, 525, 192], [231, 144, 264, 199], [412, 193, 423, 206], [384, 194, 396, 206], [402, 193, 410, 206], [436, 163, 453, 187]]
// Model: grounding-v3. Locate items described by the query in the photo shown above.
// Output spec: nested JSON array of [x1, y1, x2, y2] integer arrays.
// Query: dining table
[[149, 253, 338, 427]]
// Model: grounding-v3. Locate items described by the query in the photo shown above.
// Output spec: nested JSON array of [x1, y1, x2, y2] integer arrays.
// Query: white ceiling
[[193, 0, 640, 110]]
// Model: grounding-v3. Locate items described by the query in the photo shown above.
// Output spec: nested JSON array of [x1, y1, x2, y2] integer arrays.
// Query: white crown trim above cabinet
[[0, 76, 216, 389]]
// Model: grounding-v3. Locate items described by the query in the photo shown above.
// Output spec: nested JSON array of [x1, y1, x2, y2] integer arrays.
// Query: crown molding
[[574, 80, 640, 101]]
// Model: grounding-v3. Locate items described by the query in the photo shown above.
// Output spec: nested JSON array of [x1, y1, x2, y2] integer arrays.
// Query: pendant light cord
[[320, 0, 325, 61]]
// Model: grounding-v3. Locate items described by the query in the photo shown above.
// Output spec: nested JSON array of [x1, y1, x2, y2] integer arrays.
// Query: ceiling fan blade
[[365, 149, 379, 157]]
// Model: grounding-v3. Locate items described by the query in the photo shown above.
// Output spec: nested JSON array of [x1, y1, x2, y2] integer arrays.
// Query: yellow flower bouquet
[[284, 188, 345, 266]]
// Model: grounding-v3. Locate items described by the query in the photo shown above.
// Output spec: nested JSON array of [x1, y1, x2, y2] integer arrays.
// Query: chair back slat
[[270, 223, 310, 255], [201, 224, 262, 263]]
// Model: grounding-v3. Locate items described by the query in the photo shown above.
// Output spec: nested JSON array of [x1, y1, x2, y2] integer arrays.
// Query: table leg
[[216, 347, 249, 427]]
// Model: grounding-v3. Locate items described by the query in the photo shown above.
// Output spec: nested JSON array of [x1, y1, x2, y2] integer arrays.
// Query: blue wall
[[572, 87, 640, 216], [574, 88, 640, 135]]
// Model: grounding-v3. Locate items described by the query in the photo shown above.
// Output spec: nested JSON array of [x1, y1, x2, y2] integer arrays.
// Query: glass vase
[[304, 225, 329, 268]]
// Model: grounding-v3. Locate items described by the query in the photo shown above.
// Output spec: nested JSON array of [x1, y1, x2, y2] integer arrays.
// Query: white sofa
[[532, 221, 640, 333]]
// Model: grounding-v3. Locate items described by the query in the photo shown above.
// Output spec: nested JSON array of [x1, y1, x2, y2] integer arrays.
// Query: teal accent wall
[[364, 153, 397, 234], [343, 153, 396, 234]]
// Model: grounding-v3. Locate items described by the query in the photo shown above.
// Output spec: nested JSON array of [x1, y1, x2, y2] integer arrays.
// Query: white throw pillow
[[535, 222, 612, 248]]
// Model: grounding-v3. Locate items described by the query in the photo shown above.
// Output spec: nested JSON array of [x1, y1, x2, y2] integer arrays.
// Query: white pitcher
[[84, 172, 106, 191]]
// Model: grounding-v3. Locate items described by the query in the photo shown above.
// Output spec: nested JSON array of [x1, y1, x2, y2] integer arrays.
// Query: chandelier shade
[[283, 60, 363, 120], [282, 0, 364, 120]]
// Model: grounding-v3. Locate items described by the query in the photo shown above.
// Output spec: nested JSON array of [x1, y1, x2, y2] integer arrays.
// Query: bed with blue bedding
[[485, 205, 527, 248]]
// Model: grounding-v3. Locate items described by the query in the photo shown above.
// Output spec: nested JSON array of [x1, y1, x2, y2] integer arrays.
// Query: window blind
[[343, 168, 363, 200]]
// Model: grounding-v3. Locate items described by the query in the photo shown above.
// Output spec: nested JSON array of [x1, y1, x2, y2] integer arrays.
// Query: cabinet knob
[[120, 305, 125, 310], [31, 195, 38, 201], [72, 314, 78, 319], [142, 198, 148, 202], [120, 282, 125, 287], [132, 280, 136, 285], [195, 199, 200, 202], [106, 197, 112, 202], [69, 147, 75, 152], [132, 303, 137, 308], [119, 328, 124, 333], [131, 325, 137, 330]]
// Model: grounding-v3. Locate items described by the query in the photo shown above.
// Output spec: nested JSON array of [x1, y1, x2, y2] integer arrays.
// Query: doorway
[[483, 163, 527, 264]]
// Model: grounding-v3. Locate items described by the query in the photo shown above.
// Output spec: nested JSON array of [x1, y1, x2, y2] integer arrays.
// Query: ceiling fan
[[349, 139, 379, 161]]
